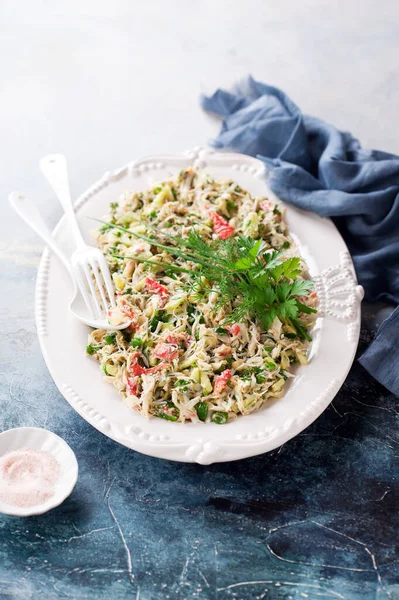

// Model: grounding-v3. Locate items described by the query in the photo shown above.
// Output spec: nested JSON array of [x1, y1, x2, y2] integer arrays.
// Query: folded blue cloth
[[201, 76, 399, 396]]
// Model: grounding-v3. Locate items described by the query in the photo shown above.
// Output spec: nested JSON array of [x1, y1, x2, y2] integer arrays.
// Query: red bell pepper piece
[[208, 211, 235, 240], [214, 369, 232, 394]]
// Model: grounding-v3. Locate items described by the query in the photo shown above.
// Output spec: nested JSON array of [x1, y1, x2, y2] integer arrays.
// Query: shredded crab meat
[[86, 168, 317, 424]]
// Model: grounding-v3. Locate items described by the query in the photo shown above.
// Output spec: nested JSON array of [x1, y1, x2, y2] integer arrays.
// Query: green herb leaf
[[277, 298, 298, 320], [270, 257, 301, 283], [86, 344, 98, 355], [95, 216, 316, 339]]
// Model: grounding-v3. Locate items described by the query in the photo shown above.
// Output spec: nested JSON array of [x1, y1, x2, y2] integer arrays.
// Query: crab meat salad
[[86, 168, 317, 424]]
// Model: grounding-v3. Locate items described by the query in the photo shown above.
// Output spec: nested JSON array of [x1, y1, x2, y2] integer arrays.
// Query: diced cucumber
[[191, 367, 201, 383], [271, 378, 285, 393], [179, 354, 198, 369], [164, 295, 186, 312], [103, 364, 118, 376], [295, 350, 308, 366], [200, 372, 213, 394], [280, 352, 290, 370]]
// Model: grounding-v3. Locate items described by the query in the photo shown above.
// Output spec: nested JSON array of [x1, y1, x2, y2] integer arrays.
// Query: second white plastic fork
[[40, 154, 125, 329], [9, 191, 128, 331]]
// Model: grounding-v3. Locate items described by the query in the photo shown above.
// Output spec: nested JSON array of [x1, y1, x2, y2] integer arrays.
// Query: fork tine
[[72, 262, 100, 319], [91, 260, 109, 315], [81, 262, 103, 319], [97, 254, 116, 308]]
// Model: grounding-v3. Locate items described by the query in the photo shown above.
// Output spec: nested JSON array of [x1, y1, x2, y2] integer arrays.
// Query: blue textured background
[[1, 1, 398, 598]]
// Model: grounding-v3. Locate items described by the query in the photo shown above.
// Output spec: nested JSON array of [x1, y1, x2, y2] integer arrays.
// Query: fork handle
[[9, 192, 73, 277], [40, 154, 86, 250]]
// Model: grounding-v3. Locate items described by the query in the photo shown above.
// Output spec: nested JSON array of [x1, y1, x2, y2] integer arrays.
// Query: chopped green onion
[[150, 317, 158, 332], [215, 327, 228, 335], [188, 305, 205, 325], [104, 333, 117, 345], [156, 402, 179, 421], [175, 379, 189, 391], [240, 369, 252, 381], [195, 402, 208, 422], [150, 311, 168, 332], [130, 338, 142, 348], [211, 411, 228, 425]]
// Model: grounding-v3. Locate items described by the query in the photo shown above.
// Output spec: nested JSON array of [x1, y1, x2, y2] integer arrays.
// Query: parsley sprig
[[98, 220, 316, 340]]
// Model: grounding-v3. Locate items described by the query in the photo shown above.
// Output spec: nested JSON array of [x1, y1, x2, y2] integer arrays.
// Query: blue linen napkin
[[201, 76, 399, 396]]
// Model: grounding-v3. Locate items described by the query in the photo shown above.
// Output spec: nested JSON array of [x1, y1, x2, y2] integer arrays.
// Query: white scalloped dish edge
[[36, 148, 362, 464]]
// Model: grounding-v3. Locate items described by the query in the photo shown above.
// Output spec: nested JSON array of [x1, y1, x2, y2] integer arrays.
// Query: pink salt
[[0, 448, 60, 508]]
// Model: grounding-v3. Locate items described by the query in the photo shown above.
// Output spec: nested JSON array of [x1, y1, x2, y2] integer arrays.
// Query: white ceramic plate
[[36, 148, 363, 465]]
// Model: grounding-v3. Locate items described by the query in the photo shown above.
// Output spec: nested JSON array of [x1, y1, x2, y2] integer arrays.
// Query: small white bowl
[[0, 427, 78, 517]]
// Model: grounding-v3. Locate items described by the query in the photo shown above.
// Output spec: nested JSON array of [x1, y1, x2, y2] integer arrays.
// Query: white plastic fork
[[39, 154, 127, 330], [9, 191, 127, 331]]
